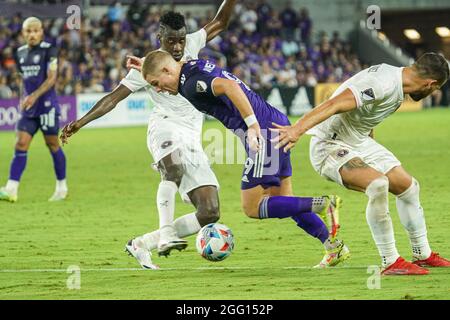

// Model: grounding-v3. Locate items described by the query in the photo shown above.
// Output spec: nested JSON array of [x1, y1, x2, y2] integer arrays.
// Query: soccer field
[[1, 108, 450, 300]]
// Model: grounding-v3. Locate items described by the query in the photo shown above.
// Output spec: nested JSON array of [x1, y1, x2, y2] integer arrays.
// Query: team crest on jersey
[[203, 61, 216, 73], [161, 141, 173, 149], [33, 54, 41, 64], [19, 57, 25, 64], [196, 80, 208, 93], [361, 88, 375, 102]]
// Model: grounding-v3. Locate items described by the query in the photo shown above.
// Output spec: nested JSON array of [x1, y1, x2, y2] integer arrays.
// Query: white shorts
[[147, 113, 219, 203], [309, 136, 401, 186]]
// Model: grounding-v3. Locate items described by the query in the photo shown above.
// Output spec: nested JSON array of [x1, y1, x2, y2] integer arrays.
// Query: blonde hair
[[22, 17, 42, 29], [141, 50, 173, 79]]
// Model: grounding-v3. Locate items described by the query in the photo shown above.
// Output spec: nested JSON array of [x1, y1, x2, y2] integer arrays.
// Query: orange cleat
[[412, 252, 450, 268], [381, 257, 429, 275]]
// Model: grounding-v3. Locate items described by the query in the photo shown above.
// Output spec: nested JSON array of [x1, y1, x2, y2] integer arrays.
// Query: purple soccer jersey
[[178, 59, 292, 190], [15, 41, 59, 118]]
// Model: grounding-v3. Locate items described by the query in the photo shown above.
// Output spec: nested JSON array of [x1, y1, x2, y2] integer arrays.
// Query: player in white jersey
[[272, 53, 450, 275], [60, 2, 237, 269]]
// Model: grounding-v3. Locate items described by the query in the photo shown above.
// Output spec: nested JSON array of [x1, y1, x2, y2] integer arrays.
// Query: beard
[[409, 92, 427, 101]]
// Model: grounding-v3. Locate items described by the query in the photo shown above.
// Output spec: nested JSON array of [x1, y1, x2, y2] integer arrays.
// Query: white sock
[[157, 181, 177, 229], [6, 180, 19, 195], [365, 176, 399, 267], [56, 179, 68, 193], [396, 178, 431, 260], [137, 212, 201, 251]]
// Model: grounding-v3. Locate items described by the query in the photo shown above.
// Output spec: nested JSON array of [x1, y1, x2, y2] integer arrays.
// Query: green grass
[[1, 108, 450, 300]]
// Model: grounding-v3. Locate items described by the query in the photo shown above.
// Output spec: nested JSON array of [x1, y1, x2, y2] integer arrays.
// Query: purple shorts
[[241, 127, 293, 190], [17, 108, 60, 136]]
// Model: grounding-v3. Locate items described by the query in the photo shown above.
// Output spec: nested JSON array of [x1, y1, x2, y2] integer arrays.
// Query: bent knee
[[197, 203, 220, 225], [15, 140, 30, 151], [242, 203, 260, 218], [366, 176, 389, 199]]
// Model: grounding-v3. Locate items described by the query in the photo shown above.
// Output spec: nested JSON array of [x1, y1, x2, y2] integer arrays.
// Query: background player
[[0, 17, 67, 203], [141, 50, 350, 268], [272, 52, 450, 275]]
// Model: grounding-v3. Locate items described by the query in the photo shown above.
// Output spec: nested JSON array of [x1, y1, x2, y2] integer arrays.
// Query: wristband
[[244, 114, 258, 127]]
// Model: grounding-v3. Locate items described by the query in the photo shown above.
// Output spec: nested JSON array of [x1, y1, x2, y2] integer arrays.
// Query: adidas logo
[[242, 175, 249, 183]]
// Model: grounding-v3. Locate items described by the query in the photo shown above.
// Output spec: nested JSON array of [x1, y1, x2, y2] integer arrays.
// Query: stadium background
[[1, 0, 450, 300], [1, 0, 449, 130]]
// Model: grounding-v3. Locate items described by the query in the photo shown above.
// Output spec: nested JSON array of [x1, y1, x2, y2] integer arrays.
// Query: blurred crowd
[[0, 0, 366, 98]]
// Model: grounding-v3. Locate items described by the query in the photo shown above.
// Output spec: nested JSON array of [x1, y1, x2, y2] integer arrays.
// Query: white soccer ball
[[196, 223, 234, 262]]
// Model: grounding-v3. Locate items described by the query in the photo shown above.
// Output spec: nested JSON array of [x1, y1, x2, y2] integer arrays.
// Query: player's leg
[[387, 166, 450, 267], [339, 157, 401, 265], [339, 158, 428, 274], [44, 134, 68, 201], [154, 149, 189, 254], [0, 117, 38, 202]]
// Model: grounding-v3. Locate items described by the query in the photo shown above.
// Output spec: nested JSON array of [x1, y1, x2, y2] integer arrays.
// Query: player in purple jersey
[[0, 17, 67, 203], [141, 50, 350, 267]]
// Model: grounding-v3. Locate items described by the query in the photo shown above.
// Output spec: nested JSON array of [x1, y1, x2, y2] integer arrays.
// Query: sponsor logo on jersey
[[22, 65, 41, 78], [196, 80, 208, 93], [361, 88, 375, 102]]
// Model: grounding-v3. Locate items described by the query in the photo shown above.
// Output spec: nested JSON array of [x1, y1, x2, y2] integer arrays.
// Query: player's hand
[[269, 123, 301, 152], [247, 124, 264, 152], [60, 121, 81, 145], [20, 94, 37, 111], [126, 55, 143, 72]]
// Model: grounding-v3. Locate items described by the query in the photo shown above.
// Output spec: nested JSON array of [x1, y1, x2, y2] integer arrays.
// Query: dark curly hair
[[160, 11, 186, 31]]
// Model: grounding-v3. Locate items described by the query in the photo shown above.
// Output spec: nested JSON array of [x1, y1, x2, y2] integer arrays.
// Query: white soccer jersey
[[120, 28, 207, 130], [308, 64, 405, 146]]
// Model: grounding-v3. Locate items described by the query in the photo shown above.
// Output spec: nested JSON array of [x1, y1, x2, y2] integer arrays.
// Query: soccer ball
[[196, 223, 234, 261]]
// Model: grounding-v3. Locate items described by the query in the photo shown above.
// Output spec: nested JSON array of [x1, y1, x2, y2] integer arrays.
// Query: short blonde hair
[[22, 17, 42, 29], [141, 50, 173, 79]]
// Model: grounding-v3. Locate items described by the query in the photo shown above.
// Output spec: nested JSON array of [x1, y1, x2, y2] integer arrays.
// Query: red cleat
[[412, 252, 450, 268], [381, 257, 429, 275]]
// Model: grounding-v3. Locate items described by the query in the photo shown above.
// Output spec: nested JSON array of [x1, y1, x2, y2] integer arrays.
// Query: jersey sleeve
[[185, 29, 207, 56], [47, 46, 58, 72], [120, 67, 148, 92], [14, 50, 22, 75], [181, 69, 218, 101], [347, 76, 385, 108]]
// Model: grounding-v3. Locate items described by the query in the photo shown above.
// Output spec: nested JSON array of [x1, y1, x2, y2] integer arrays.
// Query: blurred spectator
[[240, 3, 258, 33], [279, 1, 297, 40], [108, 2, 124, 23], [0, 74, 13, 99], [185, 12, 199, 33], [298, 8, 312, 46], [0, 3, 365, 96]]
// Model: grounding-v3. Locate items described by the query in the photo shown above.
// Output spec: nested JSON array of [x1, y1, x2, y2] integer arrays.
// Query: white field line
[[0, 265, 371, 273]]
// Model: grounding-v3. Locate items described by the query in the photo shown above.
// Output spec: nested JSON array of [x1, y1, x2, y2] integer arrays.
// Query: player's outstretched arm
[[271, 88, 358, 152], [60, 84, 132, 144], [203, 0, 237, 42], [212, 77, 262, 151]]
